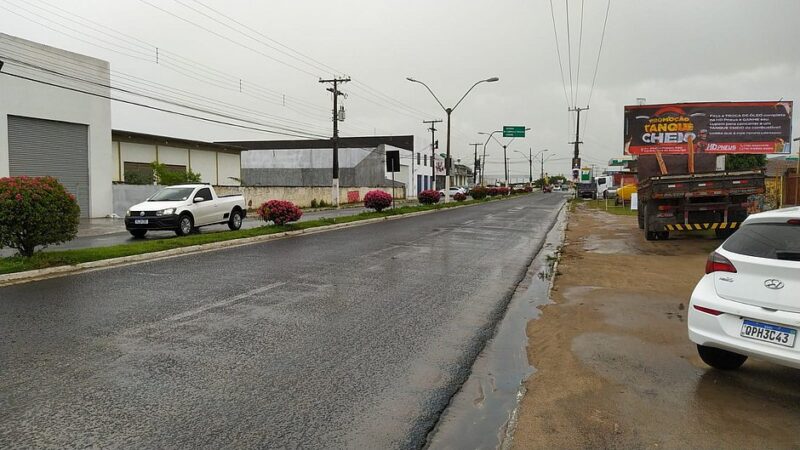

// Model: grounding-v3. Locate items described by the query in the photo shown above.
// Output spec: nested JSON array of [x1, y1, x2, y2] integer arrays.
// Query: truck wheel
[[637, 210, 645, 229], [175, 214, 194, 236], [228, 209, 243, 231], [602, 191, 608, 199], [697, 345, 747, 370], [644, 203, 658, 240], [657, 231, 669, 240], [129, 229, 147, 239], [592, 193, 597, 200]]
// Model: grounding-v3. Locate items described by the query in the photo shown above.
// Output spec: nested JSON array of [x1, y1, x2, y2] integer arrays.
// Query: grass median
[[0, 194, 527, 276], [580, 198, 638, 216]]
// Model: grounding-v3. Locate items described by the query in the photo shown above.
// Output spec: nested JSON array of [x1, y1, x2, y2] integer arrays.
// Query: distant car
[[688, 207, 800, 370], [438, 186, 467, 197], [543, 185, 553, 193], [125, 184, 246, 238]]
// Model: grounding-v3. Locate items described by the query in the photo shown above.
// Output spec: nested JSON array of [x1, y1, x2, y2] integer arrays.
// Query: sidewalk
[[0, 202, 414, 257]]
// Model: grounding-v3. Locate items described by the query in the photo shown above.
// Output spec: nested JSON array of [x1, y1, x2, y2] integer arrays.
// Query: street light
[[480, 127, 530, 186], [514, 149, 548, 186], [407, 76, 499, 202], [478, 130, 502, 186]]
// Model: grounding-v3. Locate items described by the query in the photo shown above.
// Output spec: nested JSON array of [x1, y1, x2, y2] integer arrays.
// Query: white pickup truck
[[125, 184, 246, 238]]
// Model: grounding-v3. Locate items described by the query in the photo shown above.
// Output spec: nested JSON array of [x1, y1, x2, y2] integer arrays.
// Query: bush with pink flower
[[418, 189, 441, 205], [0, 176, 80, 256], [364, 189, 393, 212], [453, 192, 467, 202], [256, 200, 303, 225]]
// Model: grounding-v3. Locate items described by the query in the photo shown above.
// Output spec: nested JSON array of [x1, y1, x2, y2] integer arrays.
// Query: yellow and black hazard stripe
[[665, 222, 739, 231]]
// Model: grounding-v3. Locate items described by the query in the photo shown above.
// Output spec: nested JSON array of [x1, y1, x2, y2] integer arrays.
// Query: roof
[[112, 130, 246, 153], [744, 206, 800, 225], [217, 135, 414, 151]]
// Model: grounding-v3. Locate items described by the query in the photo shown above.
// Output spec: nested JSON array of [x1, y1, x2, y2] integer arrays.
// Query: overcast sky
[[1, 0, 799, 179]]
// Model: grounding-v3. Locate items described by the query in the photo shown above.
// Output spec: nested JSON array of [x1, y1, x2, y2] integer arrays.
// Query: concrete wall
[[0, 33, 113, 217], [216, 186, 405, 210], [113, 140, 241, 186], [241, 147, 389, 187]]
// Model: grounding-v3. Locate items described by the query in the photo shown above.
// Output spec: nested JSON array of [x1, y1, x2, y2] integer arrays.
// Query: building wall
[[0, 33, 113, 217], [113, 140, 241, 186], [242, 147, 386, 187]]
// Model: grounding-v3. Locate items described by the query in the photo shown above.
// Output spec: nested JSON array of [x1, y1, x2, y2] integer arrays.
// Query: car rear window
[[723, 223, 800, 261]]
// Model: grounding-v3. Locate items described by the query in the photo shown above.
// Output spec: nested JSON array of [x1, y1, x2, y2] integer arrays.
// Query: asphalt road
[[0, 193, 566, 449]]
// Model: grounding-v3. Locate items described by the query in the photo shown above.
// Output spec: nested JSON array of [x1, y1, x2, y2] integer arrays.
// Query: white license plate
[[134, 219, 149, 225], [740, 319, 797, 347]]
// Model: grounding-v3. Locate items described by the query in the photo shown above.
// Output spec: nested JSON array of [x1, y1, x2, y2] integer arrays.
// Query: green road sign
[[503, 126, 526, 138]]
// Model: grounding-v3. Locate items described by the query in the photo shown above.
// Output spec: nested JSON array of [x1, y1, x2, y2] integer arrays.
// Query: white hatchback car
[[688, 206, 800, 370]]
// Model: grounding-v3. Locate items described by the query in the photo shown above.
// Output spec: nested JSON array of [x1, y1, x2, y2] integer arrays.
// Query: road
[[0, 193, 566, 449]]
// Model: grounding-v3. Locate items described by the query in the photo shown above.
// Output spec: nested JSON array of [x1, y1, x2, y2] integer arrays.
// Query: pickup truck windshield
[[148, 187, 195, 201]]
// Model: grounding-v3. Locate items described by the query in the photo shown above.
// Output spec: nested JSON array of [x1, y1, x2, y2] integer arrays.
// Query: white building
[[0, 33, 112, 218]]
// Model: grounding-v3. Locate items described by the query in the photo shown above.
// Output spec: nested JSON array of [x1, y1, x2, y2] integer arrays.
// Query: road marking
[[165, 282, 286, 322]]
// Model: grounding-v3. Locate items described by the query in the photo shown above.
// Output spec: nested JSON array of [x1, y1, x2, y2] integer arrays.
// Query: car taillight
[[693, 305, 723, 316], [788, 219, 800, 225], [705, 251, 737, 274]]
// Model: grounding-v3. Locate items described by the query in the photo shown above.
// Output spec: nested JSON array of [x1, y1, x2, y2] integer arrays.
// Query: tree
[[151, 161, 202, 185], [0, 176, 80, 257], [725, 154, 766, 171]]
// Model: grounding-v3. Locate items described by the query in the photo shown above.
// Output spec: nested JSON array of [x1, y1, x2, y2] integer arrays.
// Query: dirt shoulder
[[512, 203, 800, 449]]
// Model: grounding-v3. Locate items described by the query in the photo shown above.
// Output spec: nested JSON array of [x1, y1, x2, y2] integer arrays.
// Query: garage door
[[8, 116, 90, 217]]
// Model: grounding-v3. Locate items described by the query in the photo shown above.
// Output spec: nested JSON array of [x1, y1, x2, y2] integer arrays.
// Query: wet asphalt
[[0, 193, 566, 449]]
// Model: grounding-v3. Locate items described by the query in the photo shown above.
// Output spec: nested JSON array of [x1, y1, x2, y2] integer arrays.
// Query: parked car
[[125, 184, 246, 238], [438, 186, 467, 197], [688, 206, 800, 370]]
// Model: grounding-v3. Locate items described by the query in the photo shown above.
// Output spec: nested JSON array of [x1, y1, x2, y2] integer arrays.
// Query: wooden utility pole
[[569, 106, 588, 180], [470, 143, 481, 184], [320, 77, 351, 206], [423, 119, 442, 190]]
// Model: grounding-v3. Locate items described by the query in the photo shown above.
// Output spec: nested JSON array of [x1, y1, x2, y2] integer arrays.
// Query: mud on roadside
[[511, 203, 800, 449]]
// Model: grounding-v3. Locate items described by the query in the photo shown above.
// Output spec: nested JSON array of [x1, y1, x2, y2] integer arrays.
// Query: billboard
[[624, 101, 793, 155]]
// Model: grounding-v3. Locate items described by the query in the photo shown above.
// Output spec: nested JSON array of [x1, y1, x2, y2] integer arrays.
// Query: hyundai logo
[[764, 279, 785, 290]]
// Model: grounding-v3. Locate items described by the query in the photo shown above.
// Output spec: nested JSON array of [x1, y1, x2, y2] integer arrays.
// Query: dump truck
[[637, 154, 765, 241]]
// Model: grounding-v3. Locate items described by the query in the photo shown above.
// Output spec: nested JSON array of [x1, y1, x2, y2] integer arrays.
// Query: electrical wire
[[575, 0, 585, 107], [565, 0, 574, 108], [586, 0, 611, 108], [0, 59, 325, 139], [548, 0, 571, 110]]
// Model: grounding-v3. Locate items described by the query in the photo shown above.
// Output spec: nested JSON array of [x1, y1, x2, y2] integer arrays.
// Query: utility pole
[[540, 155, 545, 187], [470, 143, 481, 184], [320, 76, 351, 207], [569, 106, 589, 181], [503, 144, 509, 186], [423, 120, 442, 190], [529, 148, 534, 184]]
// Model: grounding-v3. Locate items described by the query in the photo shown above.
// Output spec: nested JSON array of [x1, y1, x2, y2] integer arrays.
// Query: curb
[[0, 195, 532, 287]]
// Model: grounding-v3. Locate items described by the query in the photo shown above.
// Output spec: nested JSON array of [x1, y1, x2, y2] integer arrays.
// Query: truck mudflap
[[664, 222, 739, 231]]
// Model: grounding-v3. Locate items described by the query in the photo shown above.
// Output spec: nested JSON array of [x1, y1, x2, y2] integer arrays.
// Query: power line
[[548, 0, 571, 109], [565, 0, 574, 108], [586, 0, 611, 108], [0, 58, 324, 139], [575, 0, 585, 107]]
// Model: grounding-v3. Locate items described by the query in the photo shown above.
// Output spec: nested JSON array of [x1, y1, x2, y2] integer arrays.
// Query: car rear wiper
[[776, 251, 800, 261]]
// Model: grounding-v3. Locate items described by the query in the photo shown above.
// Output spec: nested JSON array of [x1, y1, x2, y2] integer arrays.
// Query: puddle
[[425, 208, 566, 450]]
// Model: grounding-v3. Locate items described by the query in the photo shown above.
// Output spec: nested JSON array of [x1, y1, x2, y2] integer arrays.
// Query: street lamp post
[[407, 76, 499, 202], [481, 128, 530, 187], [479, 130, 502, 186], [516, 149, 549, 189]]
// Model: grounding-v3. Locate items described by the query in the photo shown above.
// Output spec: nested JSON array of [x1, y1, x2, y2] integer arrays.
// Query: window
[[424, 154, 428, 166], [417, 153, 421, 165], [723, 223, 800, 260], [194, 187, 212, 202], [123, 162, 154, 184]]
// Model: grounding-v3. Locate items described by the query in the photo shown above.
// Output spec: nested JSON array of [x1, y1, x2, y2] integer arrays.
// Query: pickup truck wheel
[[175, 214, 194, 236], [129, 229, 147, 238], [228, 209, 243, 231]]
